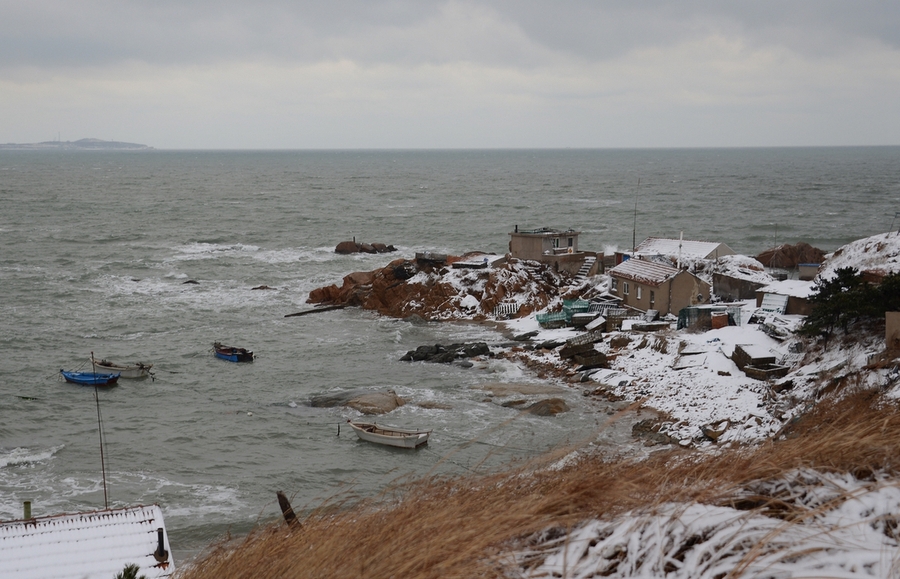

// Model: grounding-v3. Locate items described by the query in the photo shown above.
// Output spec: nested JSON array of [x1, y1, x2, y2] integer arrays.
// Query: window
[[552, 237, 560, 248], [611, 278, 618, 292], [636, 286, 642, 300], [567, 237, 573, 247], [650, 290, 655, 305], [623, 282, 630, 295]]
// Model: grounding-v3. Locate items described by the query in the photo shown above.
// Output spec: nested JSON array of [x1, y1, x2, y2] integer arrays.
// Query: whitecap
[[0, 445, 64, 468]]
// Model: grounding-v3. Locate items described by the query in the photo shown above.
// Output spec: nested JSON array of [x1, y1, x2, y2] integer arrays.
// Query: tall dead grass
[[176, 388, 900, 579]]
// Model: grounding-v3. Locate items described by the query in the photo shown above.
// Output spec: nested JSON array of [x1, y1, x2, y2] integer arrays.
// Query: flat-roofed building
[[508, 226, 599, 277]]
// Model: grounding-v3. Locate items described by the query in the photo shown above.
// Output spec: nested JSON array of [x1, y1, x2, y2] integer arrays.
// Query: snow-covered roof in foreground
[[758, 279, 815, 299], [818, 231, 900, 281], [0, 505, 174, 579]]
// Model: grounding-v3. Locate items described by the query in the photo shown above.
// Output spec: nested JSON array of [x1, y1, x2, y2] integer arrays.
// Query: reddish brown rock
[[307, 256, 566, 320], [334, 241, 398, 254], [335, 241, 361, 254], [756, 242, 826, 269]]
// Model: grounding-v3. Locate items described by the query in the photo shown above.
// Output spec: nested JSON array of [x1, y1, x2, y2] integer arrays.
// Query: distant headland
[[0, 138, 152, 151]]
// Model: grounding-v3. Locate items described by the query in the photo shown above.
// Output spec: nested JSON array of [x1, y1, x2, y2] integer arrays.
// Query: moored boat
[[60, 370, 120, 386], [91, 357, 154, 379], [213, 342, 254, 363], [347, 420, 431, 449]]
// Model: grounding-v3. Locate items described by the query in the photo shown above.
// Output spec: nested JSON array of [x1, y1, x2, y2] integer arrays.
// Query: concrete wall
[[543, 252, 586, 276], [671, 272, 712, 314], [888, 312, 900, 351], [615, 278, 669, 314], [509, 231, 578, 261], [712, 273, 766, 301], [509, 235, 550, 261]]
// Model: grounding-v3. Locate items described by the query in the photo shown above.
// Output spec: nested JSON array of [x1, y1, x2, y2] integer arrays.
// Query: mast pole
[[95, 387, 109, 509], [632, 178, 640, 253]]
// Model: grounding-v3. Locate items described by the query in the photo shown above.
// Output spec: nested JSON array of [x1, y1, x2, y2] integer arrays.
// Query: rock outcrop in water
[[308, 389, 406, 415], [400, 342, 492, 363], [335, 241, 398, 254]]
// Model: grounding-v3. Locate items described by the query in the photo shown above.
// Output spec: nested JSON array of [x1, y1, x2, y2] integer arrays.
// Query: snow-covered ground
[[502, 298, 890, 447], [498, 301, 898, 577], [512, 470, 900, 578]]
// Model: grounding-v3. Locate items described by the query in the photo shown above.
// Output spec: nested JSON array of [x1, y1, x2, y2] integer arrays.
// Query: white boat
[[347, 420, 431, 449], [91, 357, 154, 379]]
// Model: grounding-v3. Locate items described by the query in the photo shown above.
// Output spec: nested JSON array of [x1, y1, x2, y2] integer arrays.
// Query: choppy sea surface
[[1, 147, 898, 562]]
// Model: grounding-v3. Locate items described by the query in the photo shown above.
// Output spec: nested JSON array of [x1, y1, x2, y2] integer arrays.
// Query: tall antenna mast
[[94, 387, 109, 509], [632, 178, 641, 253]]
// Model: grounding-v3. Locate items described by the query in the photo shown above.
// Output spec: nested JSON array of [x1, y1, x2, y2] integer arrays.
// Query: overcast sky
[[2, 1, 899, 149]]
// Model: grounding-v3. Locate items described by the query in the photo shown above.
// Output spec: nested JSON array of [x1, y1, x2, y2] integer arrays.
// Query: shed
[[888, 312, 900, 351], [755, 280, 814, 316], [0, 504, 174, 579]]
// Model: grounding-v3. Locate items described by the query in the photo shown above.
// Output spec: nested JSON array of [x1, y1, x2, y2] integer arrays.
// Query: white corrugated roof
[[758, 279, 814, 299], [609, 259, 680, 286], [634, 237, 732, 260], [0, 504, 174, 579]]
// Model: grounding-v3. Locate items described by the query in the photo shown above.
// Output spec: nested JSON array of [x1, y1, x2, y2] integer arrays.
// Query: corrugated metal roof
[[610, 259, 680, 286], [0, 504, 174, 579], [758, 279, 814, 299], [634, 237, 730, 260]]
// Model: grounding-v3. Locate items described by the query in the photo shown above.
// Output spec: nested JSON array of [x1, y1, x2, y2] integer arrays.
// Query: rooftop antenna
[[94, 385, 109, 509], [632, 178, 641, 253]]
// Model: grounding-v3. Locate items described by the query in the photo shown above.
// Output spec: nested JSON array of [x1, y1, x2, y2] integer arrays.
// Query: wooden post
[[277, 491, 300, 528]]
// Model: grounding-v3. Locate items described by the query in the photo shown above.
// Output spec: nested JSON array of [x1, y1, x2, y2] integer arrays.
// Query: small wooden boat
[[347, 420, 431, 449], [90, 357, 154, 379], [213, 342, 254, 363], [60, 370, 120, 386]]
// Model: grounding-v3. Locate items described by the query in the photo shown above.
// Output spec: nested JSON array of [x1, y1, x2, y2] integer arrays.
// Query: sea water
[[1, 147, 898, 561]]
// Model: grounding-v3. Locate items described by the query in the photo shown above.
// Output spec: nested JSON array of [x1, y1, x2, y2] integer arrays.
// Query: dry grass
[[176, 389, 900, 579]]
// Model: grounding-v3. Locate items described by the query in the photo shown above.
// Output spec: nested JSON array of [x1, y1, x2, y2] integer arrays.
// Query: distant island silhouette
[[0, 138, 152, 151]]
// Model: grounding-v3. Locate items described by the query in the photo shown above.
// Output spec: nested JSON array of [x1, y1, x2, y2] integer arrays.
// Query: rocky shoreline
[[304, 236, 900, 451]]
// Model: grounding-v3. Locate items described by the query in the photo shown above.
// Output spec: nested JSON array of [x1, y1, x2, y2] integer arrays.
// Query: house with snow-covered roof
[[0, 504, 174, 579], [632, 237, 735, 264], [608, 258, 711, 316]]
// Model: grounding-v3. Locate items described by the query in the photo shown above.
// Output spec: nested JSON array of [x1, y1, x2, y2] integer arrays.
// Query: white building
[[0, 504, 174, 579]]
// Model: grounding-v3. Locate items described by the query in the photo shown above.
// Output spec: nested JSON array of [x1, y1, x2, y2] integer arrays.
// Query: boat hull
[[347, 421, 431, 449], [214, 350, 254, 363], [60, 370, 120, 386], [92, 361, 153, 379], [213, 343, 254, 363]]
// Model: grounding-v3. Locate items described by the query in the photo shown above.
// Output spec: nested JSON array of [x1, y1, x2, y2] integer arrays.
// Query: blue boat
[[213, 342, 254, 363], [60, 370, 120, 386]]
